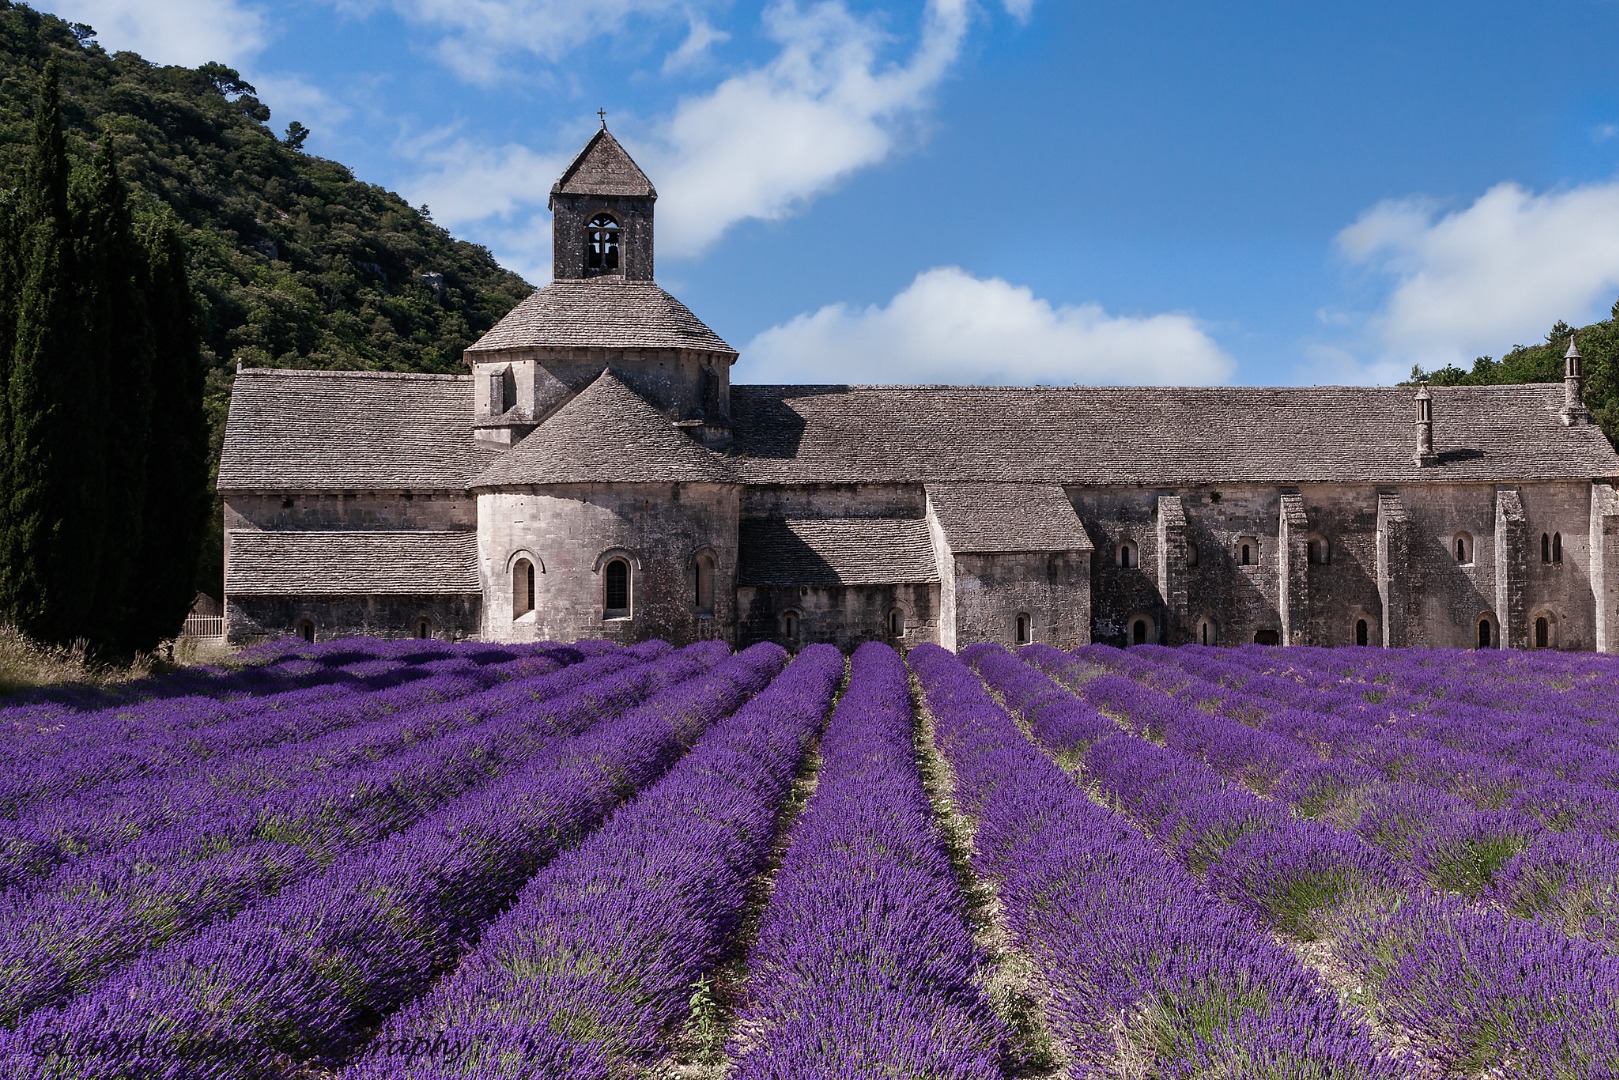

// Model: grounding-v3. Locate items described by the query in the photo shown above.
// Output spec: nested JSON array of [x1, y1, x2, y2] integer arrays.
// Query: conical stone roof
[[470, 369, 733, 487], [465, 280, 734, 355]]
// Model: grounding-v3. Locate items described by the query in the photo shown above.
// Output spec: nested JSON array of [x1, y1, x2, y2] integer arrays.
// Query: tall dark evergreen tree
[[72, 142, 151, 650], [0, 190, 18, 606], [126, 212, 208, 651], [2, 59, 98, 647]]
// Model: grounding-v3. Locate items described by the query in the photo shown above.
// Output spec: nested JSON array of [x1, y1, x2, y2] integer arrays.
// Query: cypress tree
[[72, 141, 150, 650], [3, 59, 96, 647], [125, 212, 208, 651], [0, 190, 17, 615]]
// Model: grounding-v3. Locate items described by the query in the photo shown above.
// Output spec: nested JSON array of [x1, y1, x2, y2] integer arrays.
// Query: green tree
[[3, 59, 99, 646], [124, 211, 208, 650]]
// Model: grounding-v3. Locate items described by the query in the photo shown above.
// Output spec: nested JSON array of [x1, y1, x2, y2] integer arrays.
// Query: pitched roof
[[217, 370, 497, 491], [466, 280, 734, 355], [927, 484, 1092, 553], [227, 531, 479, 595], [469, 369, 733, 487], [737, 518, 939, 586], [551, 127, 656, 200], [728, 384, 1619, 485]]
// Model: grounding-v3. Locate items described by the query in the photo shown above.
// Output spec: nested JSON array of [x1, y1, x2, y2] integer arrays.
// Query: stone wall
[[736, 582, 938, 651], [478, 482, 738, 645], [226, 594, 480, 643], [550, 193, 654, 282], [472, 346, 733, 437], [949, 550, 1091, 650]]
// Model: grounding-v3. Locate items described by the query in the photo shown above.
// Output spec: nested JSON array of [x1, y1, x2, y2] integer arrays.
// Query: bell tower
[[549, 121, 656, 282]]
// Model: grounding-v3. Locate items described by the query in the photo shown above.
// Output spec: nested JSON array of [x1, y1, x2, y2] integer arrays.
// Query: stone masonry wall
[[949, 550, 1091, 650], [226, 595, 480, 643], [736, 583, 939, 651], [478, 482, 738, 645], [225, 492, 475, 531]]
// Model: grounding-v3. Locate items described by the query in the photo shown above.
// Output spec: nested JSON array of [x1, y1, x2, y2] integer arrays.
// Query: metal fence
[[181, 615, 225, 639]]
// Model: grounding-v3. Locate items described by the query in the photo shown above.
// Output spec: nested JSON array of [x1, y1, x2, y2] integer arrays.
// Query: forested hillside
[[1413, 301, 1619, 445], [0, 1, 532, 596]]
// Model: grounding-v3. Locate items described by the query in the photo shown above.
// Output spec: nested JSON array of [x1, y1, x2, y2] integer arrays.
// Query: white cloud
[[649, 0, 971, 255], [374, 0, 699, 84], [663, 17, 730, 73], [1594, 123, 1619, 145], [739, 266, 1235, 386], [1002, 0, 1035, 22], [1339, 181, 1619, 367], [54, 0, 268, 67], [252, 73, 352, 134]]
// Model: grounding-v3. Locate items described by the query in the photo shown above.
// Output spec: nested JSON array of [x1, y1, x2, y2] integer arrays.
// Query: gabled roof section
[[738, 518, 939, 586], [217, 369, 498, 492], [928, 484, 1092, 554], [728, 384, 1619, 485], [470, 369, 733, 487], [466, 280, 735, 355], [550, 127, 656, 201], [227, 531, 479, 595]]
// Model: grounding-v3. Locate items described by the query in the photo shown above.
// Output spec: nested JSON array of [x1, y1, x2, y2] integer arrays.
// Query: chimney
[[1562, 334, 1588, 426], [1414, 384, 1436, 467]]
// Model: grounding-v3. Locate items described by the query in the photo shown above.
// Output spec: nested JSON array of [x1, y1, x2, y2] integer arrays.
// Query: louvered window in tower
[[586, 214, 620, 273]]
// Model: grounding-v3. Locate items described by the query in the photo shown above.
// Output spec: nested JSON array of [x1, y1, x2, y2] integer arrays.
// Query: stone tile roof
[[227, 531, 479, 595], [466, 280, 735, 355], [470, 369, 733, 487], [728, 384, 1619, 485], [551, 127, 656, 199], [737, 518, 939, 586], [217, 370, 497, 492], [927, 484, 1092, 553]]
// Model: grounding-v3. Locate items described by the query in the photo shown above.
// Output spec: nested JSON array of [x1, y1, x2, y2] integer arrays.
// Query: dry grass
[[0, 622, 231, 698]]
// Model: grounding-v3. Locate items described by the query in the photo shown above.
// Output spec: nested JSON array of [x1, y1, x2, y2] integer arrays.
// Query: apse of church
[[217, 125, 1619, 653]]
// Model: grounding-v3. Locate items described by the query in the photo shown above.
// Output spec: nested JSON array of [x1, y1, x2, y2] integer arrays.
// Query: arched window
[[1307, 535, 1329, 565], [586, 214, 619, 273], [1542, 533, 1552, 564], [1553, 532, 1562, 564], [1015, 613, 1032, 646], [297, 619, 314, 643], [1454, 532, 1473, 565], [1118, 540, 1138, 569], [1477, 614, 1497, 649], [888, 607, 906, 638], [1129, 616, 1153, 646], [512, 558, 536, 618], [1241, 543, 1252, 566], [1195, 617, 1216, 646], [604, 558, 631, 618], [1355, 618, 1369, 647], [415, 617, 432, 640], [694, 553, 715, 615], [1535, 616, 1549, 649], [781, 609, 800, 643], [1186, 541, 1199, 567]]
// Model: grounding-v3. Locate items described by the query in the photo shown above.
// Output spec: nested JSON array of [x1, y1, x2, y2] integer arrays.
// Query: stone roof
[[470, 369, 732, 487], [227, 531, 479, 595], [551, 127, 656, 200], [737, 518, 939, 586], [466, 280, 735, 355], [927, 484, 1092, 553], [217, 370, 496, 492], [728, 384, 1619, 485]]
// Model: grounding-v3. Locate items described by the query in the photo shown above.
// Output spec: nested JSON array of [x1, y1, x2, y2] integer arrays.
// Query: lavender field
[[1, 636, 1616, 1079]]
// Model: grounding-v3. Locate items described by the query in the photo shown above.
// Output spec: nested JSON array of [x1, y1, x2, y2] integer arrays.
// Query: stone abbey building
[[218, 127, 1619, 652]]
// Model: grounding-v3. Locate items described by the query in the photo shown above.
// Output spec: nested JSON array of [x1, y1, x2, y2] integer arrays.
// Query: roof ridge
[[732, 383, 1567, 394], [238, 368, 472, 383]]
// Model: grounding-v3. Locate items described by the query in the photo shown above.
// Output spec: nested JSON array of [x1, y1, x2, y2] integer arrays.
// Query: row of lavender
[[1001, 643, 1619, 1077]]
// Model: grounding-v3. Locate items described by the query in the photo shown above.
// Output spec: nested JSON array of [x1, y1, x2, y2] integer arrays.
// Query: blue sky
[[57, 0, 1619, 386]]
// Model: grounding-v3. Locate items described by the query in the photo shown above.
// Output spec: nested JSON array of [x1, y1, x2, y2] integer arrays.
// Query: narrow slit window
[[1542, 533, 1551, 564], [297, 619, 314, 643], [1131, 619, 1148, 646], [604, 558, 630, 617], [1015, 613, 1031, 646], [415, 617, 432, 639], [1241, 543, 1252, 566], [1553, 532, 1562, 564], [889, 608, 905, 638], [1186, 541, 1199, 567], [694, 554, 715, 614], [1478, 618, 1493, 649], [1535, 616, 1550, 649], [782, 610, 800, 642], [1355, 618, 1369, 647]]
